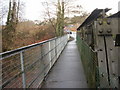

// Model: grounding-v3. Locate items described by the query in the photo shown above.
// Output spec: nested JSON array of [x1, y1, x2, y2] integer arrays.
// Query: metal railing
[[77, 35, 99, 88], [0, 35, 68, 88]]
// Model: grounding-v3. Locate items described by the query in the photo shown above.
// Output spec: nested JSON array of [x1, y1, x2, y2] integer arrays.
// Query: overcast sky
[[2, 0, 120, 23], [24, 0, 120, 21]]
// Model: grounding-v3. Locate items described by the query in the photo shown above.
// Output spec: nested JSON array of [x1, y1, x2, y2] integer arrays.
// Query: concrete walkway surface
[[42, 37, 88, 88]]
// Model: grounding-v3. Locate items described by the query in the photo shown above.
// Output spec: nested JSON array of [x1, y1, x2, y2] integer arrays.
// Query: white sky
[[2, 0, 120, 22], [24, 0, 120, 21]]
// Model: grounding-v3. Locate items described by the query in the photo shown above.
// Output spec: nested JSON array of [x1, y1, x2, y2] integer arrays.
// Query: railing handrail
[[0, 37, 59, 59], [1, 34, 68, 88]]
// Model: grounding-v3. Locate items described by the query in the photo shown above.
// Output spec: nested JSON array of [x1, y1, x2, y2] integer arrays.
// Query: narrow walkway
[[42, 38, 88, 88]]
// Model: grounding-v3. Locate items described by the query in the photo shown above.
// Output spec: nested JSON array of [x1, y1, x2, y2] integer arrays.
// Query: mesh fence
[[77, 35, 99, 88], [0, 35, 68, 88]]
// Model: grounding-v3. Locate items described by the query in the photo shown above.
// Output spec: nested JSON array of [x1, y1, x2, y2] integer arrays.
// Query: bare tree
[[56, 0, 65, 36], [42, 0, 66, 36], [0, 0, 24, 25], [42, 0, 85, 36], [0, 0, 8, 25], [6, 0, 20, 25], [0, 0, 9, 52], [2, 0, 23, 51], [42, 2, 57, 36]]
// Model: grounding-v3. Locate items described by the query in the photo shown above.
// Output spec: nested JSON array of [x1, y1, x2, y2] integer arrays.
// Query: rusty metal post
[[94, 17, 119, 88]]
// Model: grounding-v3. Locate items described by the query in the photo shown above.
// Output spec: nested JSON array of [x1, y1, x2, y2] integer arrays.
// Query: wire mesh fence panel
[[0, 35, 68, 89], [77, 35, 98, 88]]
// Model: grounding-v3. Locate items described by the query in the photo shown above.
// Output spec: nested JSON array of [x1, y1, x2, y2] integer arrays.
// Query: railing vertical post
[[55, 38, 57, 60], [59, 37, 61, 54], [20, 52, 26, 88], [49, 41, 51, 68]]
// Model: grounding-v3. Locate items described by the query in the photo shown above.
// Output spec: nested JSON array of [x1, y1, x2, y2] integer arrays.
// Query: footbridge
[[0, 9, 119, 89]]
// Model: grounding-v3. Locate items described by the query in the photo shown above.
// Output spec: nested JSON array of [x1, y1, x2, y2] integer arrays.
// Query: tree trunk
[[56, 0, 64, 36]]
